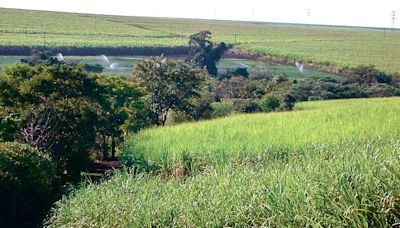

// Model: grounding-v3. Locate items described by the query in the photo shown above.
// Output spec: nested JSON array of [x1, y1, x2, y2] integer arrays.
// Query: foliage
[[46, 98, 400, 227], [232, 67, 249, 78], [214, 76, 249, 99], [0, 62, 99, 180], [290, 66, 400, 101], [210, 100, 234, 118], [83, 63, 104, 73], [186, 91, 215, 120], [0, 61, 145, 180], [0, 112, 20, 142], [188, 31, 229, 76], [20, 108, 58, 152], [0, 142, 57, 227], [258, 94, 281, 112], [344, 65, 392, 84], [95, 75, 145, 158], [130, 56, 207, 125], [20, 48, 61, 66]]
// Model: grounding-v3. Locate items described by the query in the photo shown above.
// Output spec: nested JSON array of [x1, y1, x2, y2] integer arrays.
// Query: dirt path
[[91, 159, 122, 174]]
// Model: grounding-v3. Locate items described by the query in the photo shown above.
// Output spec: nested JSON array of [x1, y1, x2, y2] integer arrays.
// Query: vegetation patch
[[46, 98, 400, 226], [0, 142, 57, 227]]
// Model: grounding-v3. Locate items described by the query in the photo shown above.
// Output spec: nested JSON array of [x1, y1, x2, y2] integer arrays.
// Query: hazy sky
[[1, 0, 399, 28]]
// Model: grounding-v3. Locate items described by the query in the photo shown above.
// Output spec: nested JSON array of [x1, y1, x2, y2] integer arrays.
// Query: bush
[[363, 84, 399, 97], [211, 101, 234, 118], [0, 113, 20, 142], [279, 94, 296, 111], [166, 110, 194, 125], [231, 99, 260, 113], [308, 96, 323, 101], [0, 142, 57, 227], [258, 94, 281, 112], [83, 63, 103, 73]]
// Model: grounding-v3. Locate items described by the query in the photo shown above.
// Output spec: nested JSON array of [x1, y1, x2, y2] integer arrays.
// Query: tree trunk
[[111, 134, 116, 159], [101, 133, 107, 159], [161, 109, 169, 126]]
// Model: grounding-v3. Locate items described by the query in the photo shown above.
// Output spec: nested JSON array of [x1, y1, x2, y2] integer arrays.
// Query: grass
[[1, 8, 400, 73], [122, 97, 400, 165], [46, 97, 400, 226]]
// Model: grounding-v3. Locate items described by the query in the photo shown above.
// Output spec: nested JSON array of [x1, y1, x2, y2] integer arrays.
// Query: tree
[[130, 56, 206, 126], [188, 31, 229, 76], [20, 48, 61, 66], [0, 61, 146, 180], [20, 108, 58, 152], [0, 142, 56, 227], [95, 75, 145, 158], [0, 61, 100, 180]]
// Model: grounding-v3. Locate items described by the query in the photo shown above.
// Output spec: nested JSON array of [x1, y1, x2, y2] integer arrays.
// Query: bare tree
[[20, 108, 58, 153]]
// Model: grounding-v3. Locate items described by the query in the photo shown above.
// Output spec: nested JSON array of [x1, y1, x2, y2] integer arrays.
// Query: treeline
[[291, 65, 400, 101], [0, 45, 190, 56], [196, 64, 400, 120]]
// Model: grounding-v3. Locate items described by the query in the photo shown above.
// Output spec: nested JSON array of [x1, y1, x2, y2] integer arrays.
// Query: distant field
[[0, 55, 338, 79], [1, 8, 400, 73], [47, 97, 400, 226]]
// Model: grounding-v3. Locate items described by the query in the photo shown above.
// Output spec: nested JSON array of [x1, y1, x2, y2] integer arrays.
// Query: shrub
[[308, 95, 323, 101], [363, 84, 399, 97], [0, 113, 20, 142], [211, 101, 234, 118], [273, 73, 289, 83], [83, 63, 103, 73], [166, 110, 194, 125], [0, 142, 57, 227], [279, 94, 296, 111], [233, 67, 250, 78], [345, 65, 392, 84], [231, 99, 259, 113], [258, 94, 281, 112]]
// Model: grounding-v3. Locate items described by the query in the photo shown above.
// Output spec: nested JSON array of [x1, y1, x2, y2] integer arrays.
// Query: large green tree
[[188, 31, 229, 76], [0, 61, 145, 179], [95, 75, 146, 158], [130, 56, 206, 126]]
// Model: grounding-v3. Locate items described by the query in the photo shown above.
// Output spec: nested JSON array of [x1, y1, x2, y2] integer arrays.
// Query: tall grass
[[122, 97, 400, 172], [46, 97, 400, 226]]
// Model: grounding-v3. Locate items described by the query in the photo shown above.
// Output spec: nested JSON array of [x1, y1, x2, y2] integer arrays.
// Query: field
[[47, 97, 400, 226], [0, 55, 338, 79], [1, 8, 400, 73]]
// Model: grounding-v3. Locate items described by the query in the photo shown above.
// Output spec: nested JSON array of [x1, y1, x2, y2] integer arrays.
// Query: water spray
[[295, 61, 304, 73]]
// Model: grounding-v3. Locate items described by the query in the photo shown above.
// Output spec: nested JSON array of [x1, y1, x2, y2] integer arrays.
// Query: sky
[[0, 0, 399, 28]]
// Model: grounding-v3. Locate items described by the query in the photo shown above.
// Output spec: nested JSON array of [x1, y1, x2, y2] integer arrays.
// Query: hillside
[[46, 98, 400, 226], [1, 8, 400, 73]]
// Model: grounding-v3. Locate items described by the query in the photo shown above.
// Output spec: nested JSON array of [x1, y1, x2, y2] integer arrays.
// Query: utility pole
[[234, 34, 237, 45], [391, 11, 396, 28], [306, 9, 311, 28]]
